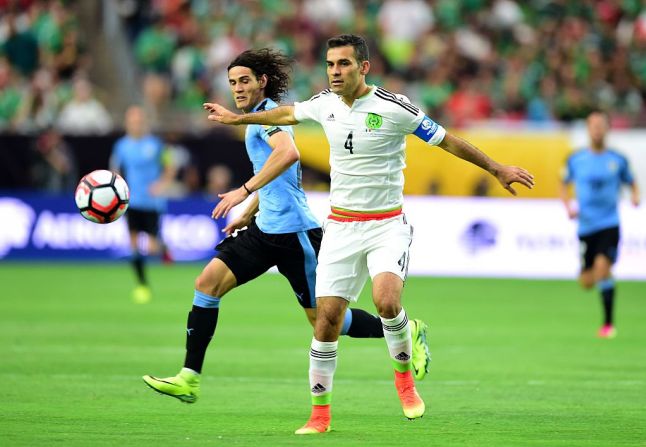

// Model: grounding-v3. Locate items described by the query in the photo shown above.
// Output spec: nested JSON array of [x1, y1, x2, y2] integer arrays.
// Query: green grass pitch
[[1, 262, 645, 446]]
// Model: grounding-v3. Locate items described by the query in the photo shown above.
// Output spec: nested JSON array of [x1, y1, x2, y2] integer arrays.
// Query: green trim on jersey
[[331, 205, 403, 214]]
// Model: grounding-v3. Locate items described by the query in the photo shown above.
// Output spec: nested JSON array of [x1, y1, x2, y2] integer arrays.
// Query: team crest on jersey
[[365, 113, 383, 129], [607, 160, 618, 173]]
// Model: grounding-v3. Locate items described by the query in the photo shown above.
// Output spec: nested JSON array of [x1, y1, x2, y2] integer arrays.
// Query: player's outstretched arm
[[203, 103, 298, 126], [438, 133, 534, 196], [212, 131, 300, 219]]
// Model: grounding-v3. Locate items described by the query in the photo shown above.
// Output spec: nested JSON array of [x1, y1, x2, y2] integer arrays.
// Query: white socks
[[381, 308, 412, 370], [308, 338, 337, 404]]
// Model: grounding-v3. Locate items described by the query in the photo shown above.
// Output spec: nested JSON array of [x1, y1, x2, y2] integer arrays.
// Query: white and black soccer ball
[[75, 170, 129, 224]]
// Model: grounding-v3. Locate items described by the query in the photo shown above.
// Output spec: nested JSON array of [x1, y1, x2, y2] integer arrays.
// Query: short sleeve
[[258, 125, 293, 143], [562, 156, 574, 183], [293, 90, 328, 123], [411, 115, 446, 146], [619, 154, 635, 184], [110, 140, 122, 171], [386, 92, 446, 145], [377, 92, 423, 133]]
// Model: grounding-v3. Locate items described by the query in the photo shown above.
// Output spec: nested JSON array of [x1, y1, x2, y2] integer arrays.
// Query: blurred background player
[[204, 34, 534, 434], [110, 105, 175, 303], [560, 111, 640, 338], [142, 48, 431, 405]]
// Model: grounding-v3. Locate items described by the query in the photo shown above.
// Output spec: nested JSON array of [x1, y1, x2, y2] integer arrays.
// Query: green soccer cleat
[[142, 368, 200, 403], [410, 319, 431, 380]]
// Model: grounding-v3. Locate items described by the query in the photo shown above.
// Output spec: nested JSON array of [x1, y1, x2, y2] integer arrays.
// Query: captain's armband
[[413, 116, 446, 146]]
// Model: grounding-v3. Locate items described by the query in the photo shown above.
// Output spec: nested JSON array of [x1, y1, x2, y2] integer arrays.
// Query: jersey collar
[[252, 98, 270, 112], [339, 85, 375, 108], [356, 85, 376, 101]]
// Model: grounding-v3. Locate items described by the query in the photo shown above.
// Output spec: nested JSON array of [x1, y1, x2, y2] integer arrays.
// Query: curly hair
[[227, 48, 293, 102]]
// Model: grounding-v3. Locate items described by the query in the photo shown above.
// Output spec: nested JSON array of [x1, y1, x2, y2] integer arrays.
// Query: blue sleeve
[[259, 125, 291, 143], [619, 155, 635, 184], [563, 156, 574, 183], [110, 140, 123, 171]]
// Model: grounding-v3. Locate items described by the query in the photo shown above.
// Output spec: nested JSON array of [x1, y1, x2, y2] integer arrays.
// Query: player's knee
[[374, 302, 401, 318], [579, 275, 595, 289], [320, 312, 342, 328], [194, 272, 222, 297], [373, 293, 401, 318], [305, 310, 317, 327], [593, 268, 611, 284], [313, 309, 343, 336]]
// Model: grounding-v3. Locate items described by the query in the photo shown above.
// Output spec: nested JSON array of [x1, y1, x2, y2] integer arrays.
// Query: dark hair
[[587, 109, 608, 120], [326, 34, 369, 62], [227, 48, 293, 102]]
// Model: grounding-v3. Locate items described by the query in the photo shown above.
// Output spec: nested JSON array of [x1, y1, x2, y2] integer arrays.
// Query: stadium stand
[[2, 0, 646, 193]]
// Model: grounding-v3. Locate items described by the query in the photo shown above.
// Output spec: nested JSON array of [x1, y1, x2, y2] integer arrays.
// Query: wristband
[[242, 183, 252, 195]]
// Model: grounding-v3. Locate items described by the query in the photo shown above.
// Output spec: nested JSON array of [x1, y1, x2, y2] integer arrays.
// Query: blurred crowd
[[3, 0, 646, 133], [122, 0, 646, 128], [0, 0, 113, 134], [4, 0, 646, 194]]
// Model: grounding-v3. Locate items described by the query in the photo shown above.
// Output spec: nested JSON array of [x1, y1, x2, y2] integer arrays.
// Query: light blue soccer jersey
[[245, 98, 320, 234], [111, 134, 166, 212], [563, 148, 635, 236]]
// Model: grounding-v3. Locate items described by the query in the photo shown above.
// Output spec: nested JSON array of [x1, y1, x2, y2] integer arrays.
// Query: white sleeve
[[293, 91, 327, 123], [388, 94, 426, 134], [392, 94, 446, 146]]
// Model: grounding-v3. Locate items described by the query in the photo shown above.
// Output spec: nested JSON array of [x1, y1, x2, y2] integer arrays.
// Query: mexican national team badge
[[365, 112, 383, 129]]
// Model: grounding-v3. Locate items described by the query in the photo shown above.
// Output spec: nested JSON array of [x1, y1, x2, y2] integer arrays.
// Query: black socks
[[184, 305, 219, 373], [347, 308, 384, 338]]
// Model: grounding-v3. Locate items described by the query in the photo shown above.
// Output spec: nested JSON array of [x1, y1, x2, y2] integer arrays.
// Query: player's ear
[[359, 60, 370, 76], [259, 74, 268, 89]]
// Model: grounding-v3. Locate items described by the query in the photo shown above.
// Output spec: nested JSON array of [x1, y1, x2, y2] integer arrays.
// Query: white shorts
[[315, 215, 413, 302]]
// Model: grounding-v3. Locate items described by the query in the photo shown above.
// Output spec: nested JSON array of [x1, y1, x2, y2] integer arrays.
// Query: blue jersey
[[245, 98, 320, 234], [563, 148, 635, 236], [111, 134, 166, 212]]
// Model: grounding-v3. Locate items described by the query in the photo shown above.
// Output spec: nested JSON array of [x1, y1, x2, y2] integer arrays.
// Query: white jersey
[[294, 86, 445, 212]]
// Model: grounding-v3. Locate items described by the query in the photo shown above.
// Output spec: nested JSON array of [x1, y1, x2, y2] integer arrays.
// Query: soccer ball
[[75, 170, 129, 224]]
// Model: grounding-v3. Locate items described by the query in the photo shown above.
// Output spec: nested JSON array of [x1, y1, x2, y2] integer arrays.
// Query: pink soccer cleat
[[395, 370, 425, 419], [598, 325, 617, 339], [295, 405, 331, 434]]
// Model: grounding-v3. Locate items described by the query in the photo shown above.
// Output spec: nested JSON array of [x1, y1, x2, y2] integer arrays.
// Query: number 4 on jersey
[[344, 131, 353, 154]]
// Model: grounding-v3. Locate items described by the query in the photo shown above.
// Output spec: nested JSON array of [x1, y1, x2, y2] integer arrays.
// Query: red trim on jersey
[[328, 206, 402, 222]]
